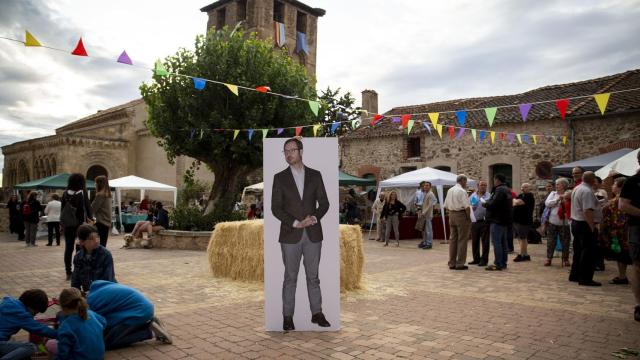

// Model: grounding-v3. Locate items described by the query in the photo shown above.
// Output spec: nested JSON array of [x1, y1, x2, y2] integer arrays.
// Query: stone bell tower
[[200, 0, 325, 77]]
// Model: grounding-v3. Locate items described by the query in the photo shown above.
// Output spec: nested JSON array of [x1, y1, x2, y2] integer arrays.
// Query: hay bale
[[206, 221, 364, 291]]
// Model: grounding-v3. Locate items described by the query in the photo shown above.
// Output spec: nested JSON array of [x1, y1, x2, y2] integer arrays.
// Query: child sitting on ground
[[46, 287, 106, 360], [0, 289, 57, 359], [71, 224, 116, 292]]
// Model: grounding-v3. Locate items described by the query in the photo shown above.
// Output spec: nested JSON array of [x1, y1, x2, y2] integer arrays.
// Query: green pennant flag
[[154, 60, 168, 76], [407, 120, 414, 134], [593, 93, 610, 115], [484, 107, 497, 127], [471, 129, 477, 142], [308, 100, 320, 116], [262, 129, 268, 139], [233, 130, 239, 140], [351, 119, 359, 130], [516, 134, 522, 144]]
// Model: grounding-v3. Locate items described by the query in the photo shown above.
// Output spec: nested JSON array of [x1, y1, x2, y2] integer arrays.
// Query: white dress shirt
[[444, 184, 470, 211]]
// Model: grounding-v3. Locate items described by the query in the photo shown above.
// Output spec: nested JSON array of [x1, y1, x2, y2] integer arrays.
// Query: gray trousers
[[384, 214, 400, 245], [281, 230, 322, 317], [24, 222, 38, 245]]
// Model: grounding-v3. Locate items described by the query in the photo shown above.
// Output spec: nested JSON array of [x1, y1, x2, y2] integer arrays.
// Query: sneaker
[[523, 255, 531, 261], [418, 243, 425, 248], [150, 316, 172, 344], [513, 255, 524, 262], [422, 245, 432, 250], [635, 306, 640, 322]]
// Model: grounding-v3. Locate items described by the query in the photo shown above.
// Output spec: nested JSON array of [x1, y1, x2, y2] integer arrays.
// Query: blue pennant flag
[[479, 130, 486, 143], [331, 122, 340, 133], [455, 110, 467, 127], [193, 77, 206, 90], [422, 122, 432, 134], [248, 129, 254, 141]]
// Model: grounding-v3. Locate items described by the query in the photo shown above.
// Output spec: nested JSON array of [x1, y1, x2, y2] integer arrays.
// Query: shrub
[[170, 205, 244, 231]]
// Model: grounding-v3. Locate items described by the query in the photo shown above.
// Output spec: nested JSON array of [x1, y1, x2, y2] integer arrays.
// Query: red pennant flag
[[71, 37, 88, 56], [448, 126, 455, 139], [255, 86, 271, 93], [295, 127, 302, 136], [401, 114, 411, 129], [555, 99, 569, 120], [371, 114, 383, 126], [499, 132, 505, 140]]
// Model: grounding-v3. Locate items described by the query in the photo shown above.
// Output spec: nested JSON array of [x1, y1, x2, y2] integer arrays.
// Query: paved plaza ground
[[1, 231, 639, 360]]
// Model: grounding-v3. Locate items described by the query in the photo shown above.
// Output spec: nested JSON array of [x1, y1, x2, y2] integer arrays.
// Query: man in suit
[[271, 138, 331, 331]]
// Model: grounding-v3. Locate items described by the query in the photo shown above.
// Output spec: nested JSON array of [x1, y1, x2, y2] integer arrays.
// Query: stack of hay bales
[[207, 221, 364, 291]]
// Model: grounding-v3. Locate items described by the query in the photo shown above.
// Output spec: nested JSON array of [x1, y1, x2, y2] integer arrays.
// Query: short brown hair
[[77, 224, 97, 241]]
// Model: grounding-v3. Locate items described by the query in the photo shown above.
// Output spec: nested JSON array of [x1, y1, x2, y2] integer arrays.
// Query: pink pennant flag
[[117, 50, 132, 65], [556, 99, 569, 120]]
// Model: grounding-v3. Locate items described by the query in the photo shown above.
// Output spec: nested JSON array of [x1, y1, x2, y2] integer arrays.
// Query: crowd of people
[[370, 152, 640, 322]]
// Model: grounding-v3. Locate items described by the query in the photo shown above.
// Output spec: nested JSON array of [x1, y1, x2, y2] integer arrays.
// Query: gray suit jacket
[[271, 165, 330, 244]]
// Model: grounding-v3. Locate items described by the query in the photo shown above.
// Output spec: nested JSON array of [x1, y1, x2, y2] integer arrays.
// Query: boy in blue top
[[48, 287, 105, 360], [87, 280, 172, 349], [0, 289, 57, 360], [71, 224, 116, 292]]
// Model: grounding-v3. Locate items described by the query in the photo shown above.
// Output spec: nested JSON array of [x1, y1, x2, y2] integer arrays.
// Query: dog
[[122, 234, 153, 249]]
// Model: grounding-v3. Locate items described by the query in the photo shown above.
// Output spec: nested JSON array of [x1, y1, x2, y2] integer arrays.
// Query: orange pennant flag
[[256, 86, 270, 93]]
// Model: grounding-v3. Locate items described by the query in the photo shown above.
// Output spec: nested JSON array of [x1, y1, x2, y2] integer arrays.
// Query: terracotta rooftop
[[200, 0, 326, 17], [345, 69, 640, 139]]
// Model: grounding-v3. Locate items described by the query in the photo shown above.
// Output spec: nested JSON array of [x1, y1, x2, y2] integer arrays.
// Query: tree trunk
[[204, 163, 251, 215]]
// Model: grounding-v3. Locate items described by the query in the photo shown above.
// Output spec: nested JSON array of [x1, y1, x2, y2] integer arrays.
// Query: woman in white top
[[44, 193, 62, 246], [544, 178, 571, 266]]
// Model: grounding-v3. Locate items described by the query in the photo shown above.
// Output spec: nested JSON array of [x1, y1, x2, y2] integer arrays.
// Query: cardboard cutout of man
[[271, 138, 331, 331]]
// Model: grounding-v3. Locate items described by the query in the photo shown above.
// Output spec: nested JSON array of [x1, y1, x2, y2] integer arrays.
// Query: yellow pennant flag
[[562, 136, 567, 145], [25, 31, 41, 47], [313, 124, 321, 137], [471, 129, 477, 142], [233, 130, 239, 140], [532, 135, 537, 144], [436, 124, 443, 138], [428, 112, 439, 128], [490, 131, 496, 144], [593, 93, 610, 115], [516, 134, 522, 144], [225, 83, 239, 96]]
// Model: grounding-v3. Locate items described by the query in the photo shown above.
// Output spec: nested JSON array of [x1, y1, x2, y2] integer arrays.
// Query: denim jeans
[[490, 223, 509, 269], [421, 217, 433, 247], [0, 341, 37, 360]]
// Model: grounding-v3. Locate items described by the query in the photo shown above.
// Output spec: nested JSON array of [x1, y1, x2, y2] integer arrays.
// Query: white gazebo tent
[[110, 175, 178, 232], [373, 167, 477, 240], [241, 182, 264, 202], [595, 148, 640, 178]]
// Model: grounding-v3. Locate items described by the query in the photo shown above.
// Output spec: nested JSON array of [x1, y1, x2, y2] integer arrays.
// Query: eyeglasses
[[283, 149, 300, 155]]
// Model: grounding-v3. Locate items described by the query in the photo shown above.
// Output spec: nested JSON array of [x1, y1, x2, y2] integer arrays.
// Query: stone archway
[[18, 159, 30, 183], [86, 165, 108, 182]]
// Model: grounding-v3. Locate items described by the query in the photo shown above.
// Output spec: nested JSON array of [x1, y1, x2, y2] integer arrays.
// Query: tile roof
[[345, 69, 640, 139]]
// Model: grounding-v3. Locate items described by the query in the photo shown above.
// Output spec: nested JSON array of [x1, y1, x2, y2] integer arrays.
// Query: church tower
[[200, 0, 325, 77]]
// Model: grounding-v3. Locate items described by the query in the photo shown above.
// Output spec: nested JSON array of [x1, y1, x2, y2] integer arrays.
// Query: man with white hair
[[569, 171, 601, 286], [619, 150, 640, 321], [443, 174, 471, 270], [513, 183, 535, 262]]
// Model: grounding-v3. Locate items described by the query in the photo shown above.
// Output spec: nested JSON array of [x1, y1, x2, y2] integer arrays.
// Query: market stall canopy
[[339, 171, 376, 186], [14, 173, 96, 190], [552, 148, 634, 177], [244, 182, 264, 191], [595, 148, 640, 178]]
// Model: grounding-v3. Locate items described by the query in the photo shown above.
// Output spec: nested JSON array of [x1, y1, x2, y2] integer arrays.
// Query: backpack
[[22, 203, 32, 216], [60, 194, 79, 227]]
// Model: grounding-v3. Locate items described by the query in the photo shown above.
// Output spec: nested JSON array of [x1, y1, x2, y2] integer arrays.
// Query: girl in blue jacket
[[48, 288, 106, 360]]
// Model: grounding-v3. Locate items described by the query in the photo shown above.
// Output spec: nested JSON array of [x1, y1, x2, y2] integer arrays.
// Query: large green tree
[[317, 87, 361, 136], [140, 28, 317, 214]]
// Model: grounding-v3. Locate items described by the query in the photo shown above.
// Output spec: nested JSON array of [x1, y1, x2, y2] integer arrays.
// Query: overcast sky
[[1, 0, 639, 174]]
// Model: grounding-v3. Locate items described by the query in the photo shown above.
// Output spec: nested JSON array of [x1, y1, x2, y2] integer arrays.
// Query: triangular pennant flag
[[193, 78, 206, 90], [471, 129, 477, 142], [351, 120, 359, 130], [401, 114, 411, 129], [189, 129, 195, 139], [391, 116, 401, 123], [117, 50, 133, 65], [428, 112, 440, 128], [455, 127, 465, 139], [523, 134, 530, 144], [295, 127, 302, 137], [479, 130, 486, 143], [25, 31, 41, 47], [556, 99, 569, 120], [276, 128, 284, 135], [313, 124, 321, 137], [532, 135, 537, 144], [507, 133, 515, 144], [499, 132, 505, 140], [330, 122, 339, 134], [519, 103, 532, 122], [407, 120, 414, 134], [490, 131, 496, 144], [484, 107, 497, 127], [247, 129, 254, 141], [154, 60, 168, 76], [371, 114, 383, 126], [199, 129, 204, 139], [262, 129, 268, 139], [71, 37, 88, 56], [455, 110, 467, 127], [233, 130, 240, 140], [436, 124, 443, 138], [256, 86, 270, 93], [562, 136, 567, 145], [308, 100, 320, 116], [516, 134, 522, 144], [593, 93, 610, 115], [225, 83, 239, 96], [448, 126, 455, 139], [422, 122, 432, 134]]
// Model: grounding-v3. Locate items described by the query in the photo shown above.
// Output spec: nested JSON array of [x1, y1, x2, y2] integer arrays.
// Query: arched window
[[86, 165, 108, 182]]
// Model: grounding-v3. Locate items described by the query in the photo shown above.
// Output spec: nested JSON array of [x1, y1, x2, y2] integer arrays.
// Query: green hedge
[[170, 205, 245, 231]]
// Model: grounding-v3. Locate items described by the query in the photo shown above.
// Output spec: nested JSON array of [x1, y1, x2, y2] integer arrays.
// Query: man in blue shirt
[[71, 224, 116, 292], [469, 181, 492, 266], [0, 289, 57, 360]]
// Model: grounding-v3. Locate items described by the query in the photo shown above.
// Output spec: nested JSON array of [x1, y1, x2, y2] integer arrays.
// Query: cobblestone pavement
[[1, 231, 639, 359]]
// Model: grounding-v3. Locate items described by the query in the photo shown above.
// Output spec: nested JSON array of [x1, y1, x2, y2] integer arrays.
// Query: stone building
[[340, 69, 640, 191], [200, 0, 325, 76]]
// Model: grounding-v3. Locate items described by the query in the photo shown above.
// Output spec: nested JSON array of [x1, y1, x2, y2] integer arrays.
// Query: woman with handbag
[[61, 173, 94, 281], [600, 177, 631, 284], [91, 176, 112, 247]]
